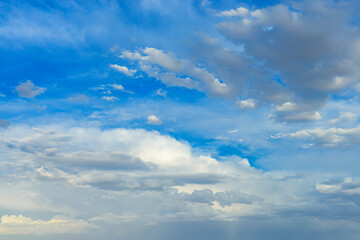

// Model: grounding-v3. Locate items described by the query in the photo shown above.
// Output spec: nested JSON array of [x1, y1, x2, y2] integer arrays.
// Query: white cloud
[[101, 96, 119, 101], [329, 112, 357, 124], [217, 7, 249, 17], [121, 48, 231, 97], [228, 129, 239, 133], [142, 47, 183, 72], [15, 80, 45, 98], [278, 125, 360, 149], [155, 88, 167, 97], [111, 84, 134, 94], [237, 99, 255, 109], [1, 122, 360, 234], [112, 84, 124, 91], [147, 114, 162, 125], [0, 214, 89, 235], [110, 64, 137, 77], [273, 102, 321, 122]]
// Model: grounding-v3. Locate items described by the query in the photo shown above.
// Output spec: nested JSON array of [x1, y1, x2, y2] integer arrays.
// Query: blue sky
[[1, 0, 360, 239]]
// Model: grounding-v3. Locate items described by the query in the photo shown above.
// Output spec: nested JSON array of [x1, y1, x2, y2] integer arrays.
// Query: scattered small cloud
[[110, 64, 137, 77], [101, 96, 119, 101], [111, 84, 134, 94], [155, 88, 167, 97], [15, 80, 45, 98], [147, 114, 162, 125], [237, 99, 255, 109], [217, 7, 249, 17], [228, 129, 239, 133]]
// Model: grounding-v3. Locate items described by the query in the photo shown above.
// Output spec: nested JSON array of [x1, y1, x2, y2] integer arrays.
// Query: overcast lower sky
[[1, 0, 360, 239]]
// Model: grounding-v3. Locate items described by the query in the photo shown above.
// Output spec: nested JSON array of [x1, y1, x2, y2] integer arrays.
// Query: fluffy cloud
[[217, 7, 249, 17], [216, 1, 360, 121], [15, 80, 45, 98], [276, 125, 360, 149], [147, 114, 162, 125], [273, 102, 321, 122], [110, 64, 137, 77], [1, 123, 360, 238], [237, 99, 256, 110], [0, 214, 89, 235], [0, 124, 344, 217]]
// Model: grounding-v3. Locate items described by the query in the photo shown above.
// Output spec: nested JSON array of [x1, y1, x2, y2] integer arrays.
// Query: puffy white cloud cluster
[[0, 123, 343, 235]]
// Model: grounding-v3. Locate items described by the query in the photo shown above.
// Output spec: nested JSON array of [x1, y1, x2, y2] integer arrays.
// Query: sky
[[1, 0, 360, 239]]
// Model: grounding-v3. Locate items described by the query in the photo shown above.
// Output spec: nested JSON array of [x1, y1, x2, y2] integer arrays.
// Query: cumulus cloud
[[1, 123, 360, 234], [15, 80, 45, 98], [217, 7, 249, 17], [215, 1, 360, 121], [272, 102, 321, 122], [237, 99, 256, 109], [110, 64, 137, 77], [0, 214, 89, 235], [147, 114, 162, 125]]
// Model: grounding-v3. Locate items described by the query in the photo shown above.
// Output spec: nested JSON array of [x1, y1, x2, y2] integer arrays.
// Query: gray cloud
[[216, 1, 360, 121], [1, 123, 360, 237], [15, 80, 46, 98], [0, 119, 10, 128]]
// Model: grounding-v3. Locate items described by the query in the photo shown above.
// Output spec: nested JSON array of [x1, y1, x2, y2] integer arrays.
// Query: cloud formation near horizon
[[1, 0, 360, 239]]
